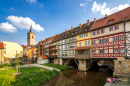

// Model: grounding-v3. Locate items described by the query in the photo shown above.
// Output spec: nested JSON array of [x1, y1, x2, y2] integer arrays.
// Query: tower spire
[[29, 24, 33, 32]]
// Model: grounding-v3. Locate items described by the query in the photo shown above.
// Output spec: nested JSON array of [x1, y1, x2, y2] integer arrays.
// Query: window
[[115, 25, 118, 30], [79, 42, 81, 46], [109, 21, 112, 23], [101, 29, 104, 33], [80, 33, 88, 38], [92, 41, 95, 44], [88, 40, 90, 45], [97, 30, 100, 34], [119, 36, 124, 40], [109, 26, 113, 31], [114, 49, 118, 53], [92, 50, 95, 54], [120, 48, 124, 53], [114, 37, 118, 41], [32, 36, 34, 39], [85, 41, 87, 45], [85, 33, 88, 37], [93, 31, 95, 35], [80, 35, 82, 38], [104, 50, 108, 53], [104, 39, 108, 43], [100, 50, 103, 54], [4, 44, 6, 46], [4, 51, 6, 54], [78, 50, 86, 54], [100, 40, 103, 43]]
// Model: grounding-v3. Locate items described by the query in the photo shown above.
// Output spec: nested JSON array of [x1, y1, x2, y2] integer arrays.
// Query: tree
[[15, 51, 20, 74]]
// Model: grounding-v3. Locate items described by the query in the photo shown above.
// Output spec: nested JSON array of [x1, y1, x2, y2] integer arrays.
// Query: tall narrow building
[[27, 25, 35, 46]]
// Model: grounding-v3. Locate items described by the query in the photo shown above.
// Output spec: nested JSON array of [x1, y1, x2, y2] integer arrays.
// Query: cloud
[[80, 3, 88, 6], [26, 0, 37, 4], [6, 15, 44, 32], [10, 7, 15, 11], [0, 22, 17, 32], [92, 1, 129, 16]]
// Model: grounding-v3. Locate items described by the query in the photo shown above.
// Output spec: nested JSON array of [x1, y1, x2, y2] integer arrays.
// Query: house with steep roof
[[0, 43, 4, 63], [49, 33, 62, 64], [37, 55, 49, 64]]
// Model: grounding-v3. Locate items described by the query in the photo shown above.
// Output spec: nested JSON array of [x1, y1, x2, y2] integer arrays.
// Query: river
[[41, 67, 112, 86]]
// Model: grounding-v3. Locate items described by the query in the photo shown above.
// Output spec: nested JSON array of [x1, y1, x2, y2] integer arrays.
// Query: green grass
[[0, 62, 25, 68], [43, 63, 70, 71], [0, 67, 58, 86]]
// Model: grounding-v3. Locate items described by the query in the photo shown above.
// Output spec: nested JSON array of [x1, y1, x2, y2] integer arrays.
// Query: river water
[[41, 67, 112, 86]]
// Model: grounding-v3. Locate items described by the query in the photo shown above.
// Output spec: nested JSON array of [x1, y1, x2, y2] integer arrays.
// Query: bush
[[0, 62, 25, 68]]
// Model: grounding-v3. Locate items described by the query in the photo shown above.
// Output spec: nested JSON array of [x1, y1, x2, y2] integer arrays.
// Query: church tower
[[27, 25, 35, 46]]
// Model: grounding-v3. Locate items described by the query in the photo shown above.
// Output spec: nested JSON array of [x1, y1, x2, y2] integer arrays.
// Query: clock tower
[[27, 25, 35, 46]]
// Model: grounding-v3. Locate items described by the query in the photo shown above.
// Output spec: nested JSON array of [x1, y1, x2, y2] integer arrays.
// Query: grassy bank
[[0, 67, 58, 86], [43, 63, 70, 71], [0, 62, 25, 68]]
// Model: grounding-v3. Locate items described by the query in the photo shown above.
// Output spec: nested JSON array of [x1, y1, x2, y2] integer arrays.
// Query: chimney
[[80, 24, 82, 28], [87, 20, 90, 26], [105, 14, 107, 17], [56, 34, 57, 36], [38, 41, 40, 43], [41, 39, 42, 41], [94, 18, 96, 22], [66, 29, 67, 32], [71, 26, 73, 30], [45, 38, 46, 40]]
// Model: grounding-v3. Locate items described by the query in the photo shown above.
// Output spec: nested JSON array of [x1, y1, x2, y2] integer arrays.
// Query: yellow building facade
[[77, 32, 91, 47], [2, 41, 23, 58], [28, 47, 34, 59]]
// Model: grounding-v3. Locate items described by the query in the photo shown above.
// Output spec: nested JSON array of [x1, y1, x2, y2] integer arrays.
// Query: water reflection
[[41, 67, 112, 86]]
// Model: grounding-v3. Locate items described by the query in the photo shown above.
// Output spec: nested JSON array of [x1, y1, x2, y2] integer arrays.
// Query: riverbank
[[0, 67, 58, 86], [111, 77, 130, 86], [43, 63, 70, 71], [41, 68, 112, 86]]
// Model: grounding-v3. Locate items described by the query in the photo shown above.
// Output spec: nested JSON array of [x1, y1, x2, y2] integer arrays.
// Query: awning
[[75, 46, 90, 50]]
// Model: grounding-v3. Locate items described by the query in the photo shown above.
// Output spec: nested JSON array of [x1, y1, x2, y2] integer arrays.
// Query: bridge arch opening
[[63, 59, 78, 68], [88, 60, 114, 73]]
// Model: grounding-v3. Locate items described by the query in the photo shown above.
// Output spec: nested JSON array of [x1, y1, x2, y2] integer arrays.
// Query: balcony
[[49, 49, 57, 53], [49, 45, 56, 48], [75, 46, 90, 59], [49, 55, 57, 59]]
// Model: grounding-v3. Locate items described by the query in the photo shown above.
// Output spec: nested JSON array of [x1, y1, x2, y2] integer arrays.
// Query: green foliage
[[0, 67, 58, 86], [0, 62, 25, 68], [44, 63, 70, 71]]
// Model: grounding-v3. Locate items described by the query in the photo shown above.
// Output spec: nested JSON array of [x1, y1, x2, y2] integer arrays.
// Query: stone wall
[[54, 59, 58, 64], [114, 58, 130, 75], [78, 59, 87, 71]]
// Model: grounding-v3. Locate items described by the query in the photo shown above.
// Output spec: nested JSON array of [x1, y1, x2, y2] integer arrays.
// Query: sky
[[0, 0, 130, 45]]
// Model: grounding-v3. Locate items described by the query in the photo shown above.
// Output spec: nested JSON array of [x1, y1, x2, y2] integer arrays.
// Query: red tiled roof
[[75, 46, 90, 50], [0, 43, 4, 49], [40, 55, 48, 59], [21, 45, 27, 49], [91, 7, 130, 30], [51, 34, 62, 43]]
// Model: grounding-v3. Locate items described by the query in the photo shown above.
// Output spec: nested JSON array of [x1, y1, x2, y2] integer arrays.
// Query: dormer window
[[109, 21, 112, 23], [108, 19, 114, 24], [84, 28, 87, 31]]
